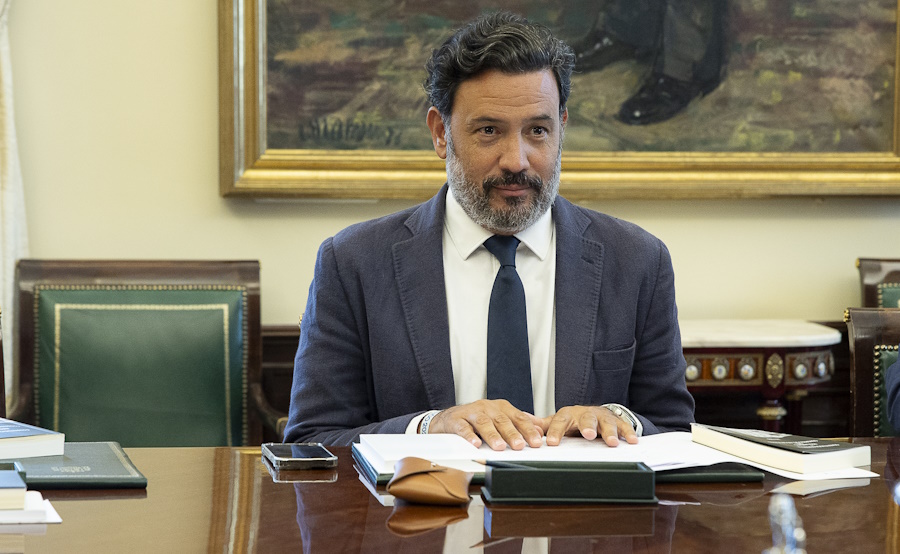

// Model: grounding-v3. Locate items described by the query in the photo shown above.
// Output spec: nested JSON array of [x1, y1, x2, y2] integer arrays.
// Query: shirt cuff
[[405, 410, 440, 434], [601, 403, 643, 437]]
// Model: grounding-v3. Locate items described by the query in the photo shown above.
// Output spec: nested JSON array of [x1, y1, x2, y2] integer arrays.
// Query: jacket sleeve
[[282, 238, 422, 446], [887, 358, 900, 431], [628, 239, 695, 434]]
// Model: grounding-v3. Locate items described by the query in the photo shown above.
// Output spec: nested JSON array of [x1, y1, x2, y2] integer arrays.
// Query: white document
[[0, 492, 62, 525], [358, 431, 878, 481]]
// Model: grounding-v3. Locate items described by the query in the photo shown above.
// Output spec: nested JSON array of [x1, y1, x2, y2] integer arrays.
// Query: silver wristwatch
[[601, 403, 642, 435]]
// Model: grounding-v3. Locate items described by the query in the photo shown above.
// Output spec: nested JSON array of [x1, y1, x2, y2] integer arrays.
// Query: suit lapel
[[392, 187, 457, 408], [553, 198, 604, 409]]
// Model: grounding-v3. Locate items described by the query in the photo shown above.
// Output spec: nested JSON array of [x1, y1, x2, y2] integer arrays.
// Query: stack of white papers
[[357, 431, 878, 482], [0, 491, 61, 525]]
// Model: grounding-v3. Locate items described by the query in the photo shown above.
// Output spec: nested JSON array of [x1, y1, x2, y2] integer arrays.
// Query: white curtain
[[0, 0, 28, 405]]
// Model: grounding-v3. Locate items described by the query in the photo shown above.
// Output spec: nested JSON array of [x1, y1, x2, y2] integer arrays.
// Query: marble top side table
[[680, 319, 842, 433]]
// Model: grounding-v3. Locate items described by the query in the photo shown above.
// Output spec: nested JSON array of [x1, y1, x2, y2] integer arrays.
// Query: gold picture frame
[[219, 0, 900, 200]]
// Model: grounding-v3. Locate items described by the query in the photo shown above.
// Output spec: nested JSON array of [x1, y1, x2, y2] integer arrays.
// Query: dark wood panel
[[261, 325, 299, 443], [262, 320, 852, 438], [806, 320, 851, 437]]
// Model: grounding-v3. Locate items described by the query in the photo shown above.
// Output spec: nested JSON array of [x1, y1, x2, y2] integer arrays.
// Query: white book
[[0, 419, 64, 460], [353, 434, 486, 484], [690, 424, 871, 474]]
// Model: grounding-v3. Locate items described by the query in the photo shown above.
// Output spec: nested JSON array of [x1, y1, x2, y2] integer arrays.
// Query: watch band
[[601, 403, 643, 436], [419, 410, 440, 434]]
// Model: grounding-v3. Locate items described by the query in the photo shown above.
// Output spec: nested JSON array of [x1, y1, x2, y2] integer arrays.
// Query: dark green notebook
[[0, 442, 147, 489], [482, 461, 658, 504]]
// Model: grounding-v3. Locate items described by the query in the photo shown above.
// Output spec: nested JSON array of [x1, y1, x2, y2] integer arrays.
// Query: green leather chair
[[845, 307, 900, 437], [10, 260, 264, 447], [857, 258, 900, 308]]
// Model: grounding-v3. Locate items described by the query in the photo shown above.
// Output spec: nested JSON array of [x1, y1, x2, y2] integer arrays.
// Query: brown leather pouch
[[385, 457, 472, 505]]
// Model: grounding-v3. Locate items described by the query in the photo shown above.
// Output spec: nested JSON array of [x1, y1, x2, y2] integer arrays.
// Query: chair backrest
[[857, 258, 900, 308], [846, 307, 900, 437], [11, 260, 262, 447]]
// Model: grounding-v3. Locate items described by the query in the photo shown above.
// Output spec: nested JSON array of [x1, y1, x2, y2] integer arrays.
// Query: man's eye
[[532, 127, 547, 136], [481, 126, 495, 135]]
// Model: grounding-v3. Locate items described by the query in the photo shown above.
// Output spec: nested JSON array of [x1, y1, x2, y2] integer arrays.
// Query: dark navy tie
[[483, 235, 534, 413]]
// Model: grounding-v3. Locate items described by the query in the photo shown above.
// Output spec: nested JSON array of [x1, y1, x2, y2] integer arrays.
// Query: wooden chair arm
[[250, 382, 288, 440], [6, 383, 33, 424]]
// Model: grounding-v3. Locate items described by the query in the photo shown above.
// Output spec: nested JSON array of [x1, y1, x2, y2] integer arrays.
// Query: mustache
[[482, 171, 543, 192]]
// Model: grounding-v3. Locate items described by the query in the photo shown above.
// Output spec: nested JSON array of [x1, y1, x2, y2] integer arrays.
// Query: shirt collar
[[444, 189, 554, 261]]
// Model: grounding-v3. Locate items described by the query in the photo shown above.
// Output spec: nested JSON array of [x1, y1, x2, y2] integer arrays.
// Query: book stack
[[0, 467, 61, 528], [0, 418, 68, 530], [0, 472, 25, 512]]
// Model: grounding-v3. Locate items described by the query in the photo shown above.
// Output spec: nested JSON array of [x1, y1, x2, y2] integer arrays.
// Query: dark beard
[[446, 142, 560, 234]]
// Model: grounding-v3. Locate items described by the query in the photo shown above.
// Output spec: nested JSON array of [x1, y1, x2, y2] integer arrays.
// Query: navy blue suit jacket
[[284, 186, 695, 445], [886, 358, 900, 430]]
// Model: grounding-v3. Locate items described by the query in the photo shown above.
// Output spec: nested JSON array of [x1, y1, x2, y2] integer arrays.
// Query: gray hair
[[424, 11, 575, 118]]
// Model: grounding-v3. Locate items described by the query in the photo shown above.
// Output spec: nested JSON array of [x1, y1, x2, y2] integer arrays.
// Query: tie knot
[[484, 235, 520, 267]]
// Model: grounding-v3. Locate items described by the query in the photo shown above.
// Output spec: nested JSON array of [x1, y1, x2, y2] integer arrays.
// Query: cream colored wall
[[10, 0, 900, 327]]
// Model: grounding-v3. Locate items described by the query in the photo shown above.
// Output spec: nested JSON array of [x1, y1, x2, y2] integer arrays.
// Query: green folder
[[0, 442, 147, 489]]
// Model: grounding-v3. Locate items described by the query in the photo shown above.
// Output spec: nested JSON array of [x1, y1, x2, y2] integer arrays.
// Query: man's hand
[[541, 405, 639, 447], [427, 399, 544, 451]]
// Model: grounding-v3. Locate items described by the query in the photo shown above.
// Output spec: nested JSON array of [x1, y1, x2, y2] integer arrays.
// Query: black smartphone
[[261, 442, 337, 470]]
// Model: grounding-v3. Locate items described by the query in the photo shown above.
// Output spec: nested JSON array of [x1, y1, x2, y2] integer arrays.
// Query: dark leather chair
[[10, 260, 278, 446], [845, 307, 900, 437], [857, 258, 900, 308]]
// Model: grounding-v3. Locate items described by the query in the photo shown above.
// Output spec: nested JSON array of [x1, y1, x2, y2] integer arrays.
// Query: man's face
[[426, 69, 567, 235]]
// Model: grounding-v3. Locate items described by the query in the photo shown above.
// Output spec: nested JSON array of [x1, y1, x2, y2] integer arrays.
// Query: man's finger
[[577, 411, 599, 441], [620, 421, 639, 445], [510, 411, 544, 448], [430, 409, 483, 447], [597, 415, 620, 447], [451, 418, 483, 448], [468, 413, 509, 451], [545, 411, 573, 446], [491, 412, 527, 450]]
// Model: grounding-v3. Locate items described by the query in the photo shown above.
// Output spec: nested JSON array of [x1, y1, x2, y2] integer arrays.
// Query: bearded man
[[284, 11, 694, 450]]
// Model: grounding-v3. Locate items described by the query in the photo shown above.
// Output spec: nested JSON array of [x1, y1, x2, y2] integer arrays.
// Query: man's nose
[[497, 135, 530, 174]]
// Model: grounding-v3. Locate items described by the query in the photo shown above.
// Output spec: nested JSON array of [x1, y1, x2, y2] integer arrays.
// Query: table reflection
[[235, 442, 896, 553], [292, 467, 679, 553]]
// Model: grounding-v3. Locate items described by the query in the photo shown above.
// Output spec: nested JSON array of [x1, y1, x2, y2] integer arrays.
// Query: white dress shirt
[[442, 191, 557, 417], [405, 192, 643, 437], [406, 192, 556, 434]]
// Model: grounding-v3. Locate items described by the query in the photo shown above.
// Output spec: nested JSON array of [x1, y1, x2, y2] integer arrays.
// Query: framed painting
[[219, 0, 900, 199]]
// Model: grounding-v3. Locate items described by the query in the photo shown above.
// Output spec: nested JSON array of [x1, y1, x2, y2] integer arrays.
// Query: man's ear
[[426, 107, 448, 159], [561, 107, 568, 129]]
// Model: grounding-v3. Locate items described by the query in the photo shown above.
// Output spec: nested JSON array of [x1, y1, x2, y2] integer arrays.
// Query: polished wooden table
[[19, 439, 900, 553]]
